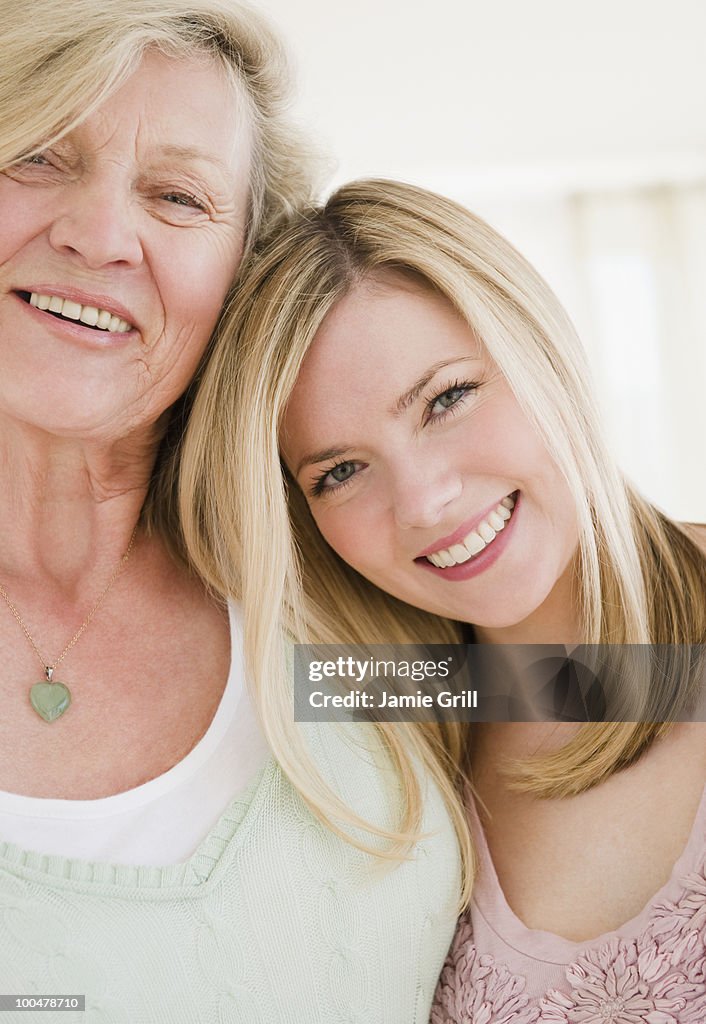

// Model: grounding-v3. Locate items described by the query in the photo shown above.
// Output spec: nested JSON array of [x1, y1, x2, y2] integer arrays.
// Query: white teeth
[[449, 543, 473, 565], [425, 494, 517, 569], [62, 299, 81, 320], [27, 293, 133, 333], [478, 521, 496, 543], [464, 531, 485, 555], [80, 305, 99, 327]]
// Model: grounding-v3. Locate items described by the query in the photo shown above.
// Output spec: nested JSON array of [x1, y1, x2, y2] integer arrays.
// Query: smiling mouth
[[18, 291, 133, 333], [422, 492, 517, 568]]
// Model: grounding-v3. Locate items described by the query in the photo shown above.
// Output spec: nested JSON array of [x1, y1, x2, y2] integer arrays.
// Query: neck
[[0, 414, 161, 591]]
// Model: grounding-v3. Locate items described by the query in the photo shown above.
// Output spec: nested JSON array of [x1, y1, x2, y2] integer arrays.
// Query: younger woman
[[183, 179, 706, 1022]]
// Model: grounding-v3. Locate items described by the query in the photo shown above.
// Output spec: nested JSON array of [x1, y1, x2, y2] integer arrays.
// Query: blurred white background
[[258, 0, 706, 520]]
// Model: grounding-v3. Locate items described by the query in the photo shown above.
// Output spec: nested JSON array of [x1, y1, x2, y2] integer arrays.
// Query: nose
[[48, 172, 143, 270], [391, 456, 462, 530]]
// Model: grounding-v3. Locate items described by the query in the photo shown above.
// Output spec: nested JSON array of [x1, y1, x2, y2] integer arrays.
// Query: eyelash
[[161, 190, 207, 211], [11, 155, 207, 213], [11, 151, 54, 172], [423, 377, 480, 424], [309, 378, 480, 497], [309, 463, 360, 498]]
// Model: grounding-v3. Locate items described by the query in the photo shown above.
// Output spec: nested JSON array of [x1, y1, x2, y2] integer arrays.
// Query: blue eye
[[330, 463, 356, 483], [426, 380, 479, 422], [310, 460, 362, 497], [431, 386, 466, 413]]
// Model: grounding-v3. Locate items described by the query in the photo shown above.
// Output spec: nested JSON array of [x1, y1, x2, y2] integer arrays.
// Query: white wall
[[256, 0, 706, 520], [258, 0, 706, 185]]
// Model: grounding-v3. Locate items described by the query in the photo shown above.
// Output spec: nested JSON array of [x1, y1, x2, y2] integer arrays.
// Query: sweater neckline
[[470, 778, 706, 964], [0, 756, 277, 897]]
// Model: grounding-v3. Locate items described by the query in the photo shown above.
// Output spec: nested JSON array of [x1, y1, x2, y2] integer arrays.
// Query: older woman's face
[[0, 50, 250, 440]]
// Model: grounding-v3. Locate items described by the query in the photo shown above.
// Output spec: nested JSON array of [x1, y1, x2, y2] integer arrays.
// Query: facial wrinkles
[[0, 51, 251, 453], [105, 117, 240, 225], [64, 111, 240, 337]]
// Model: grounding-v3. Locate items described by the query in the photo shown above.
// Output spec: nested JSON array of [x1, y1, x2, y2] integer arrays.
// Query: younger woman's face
[[281, 273, 579, 633]]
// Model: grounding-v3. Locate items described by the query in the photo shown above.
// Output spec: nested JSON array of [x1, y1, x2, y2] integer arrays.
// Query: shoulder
[[245, 728, 461, 1015], [305, 721, 459, 844]]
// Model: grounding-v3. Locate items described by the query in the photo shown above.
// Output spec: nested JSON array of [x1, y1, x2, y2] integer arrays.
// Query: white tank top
[[0, 603, 270, 865]]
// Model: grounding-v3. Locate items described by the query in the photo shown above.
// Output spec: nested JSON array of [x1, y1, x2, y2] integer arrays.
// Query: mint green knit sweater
[[0, 725, 460, 1023]]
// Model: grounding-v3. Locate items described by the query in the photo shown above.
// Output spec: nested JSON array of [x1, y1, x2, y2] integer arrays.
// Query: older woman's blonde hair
[[180, 179, 705, 891], [1, 0, 320, 548], [0, 0, 315, 247]]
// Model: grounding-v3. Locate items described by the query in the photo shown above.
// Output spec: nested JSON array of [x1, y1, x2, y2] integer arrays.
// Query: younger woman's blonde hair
[[180, 179, 706, 893]]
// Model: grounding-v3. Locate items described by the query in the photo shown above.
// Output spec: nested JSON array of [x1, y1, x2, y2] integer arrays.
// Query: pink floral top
[[431, 785, 706, 1023]]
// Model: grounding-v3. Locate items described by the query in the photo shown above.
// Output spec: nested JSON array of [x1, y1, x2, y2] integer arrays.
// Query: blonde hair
[[1, 0, 315, 247], [1, 0, 320, 547], [179, 179, 706, 894]]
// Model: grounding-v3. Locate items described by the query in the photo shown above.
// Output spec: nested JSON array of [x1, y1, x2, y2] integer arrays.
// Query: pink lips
[[17, 295, 137, 348], [416, 491, 521, 582], [416, 491, 518, 560], [16, 284, 137, 330]]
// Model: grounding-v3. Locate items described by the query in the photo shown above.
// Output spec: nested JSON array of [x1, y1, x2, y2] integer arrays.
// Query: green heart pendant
[[30, 680, 71, 722]]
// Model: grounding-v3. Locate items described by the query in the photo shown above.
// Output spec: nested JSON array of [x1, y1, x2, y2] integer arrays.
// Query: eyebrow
[[293, 355, 482, 478], [295, 446, 356, 478], [391, 355, 482, 415], [153, 143, 235, 181]]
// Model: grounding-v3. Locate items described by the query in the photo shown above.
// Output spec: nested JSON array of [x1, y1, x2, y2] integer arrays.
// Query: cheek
[[464, 393, 561, 491], [312, 501, 384, 571], [0, 185, 47, 266], [161, 247, 233, 318], [471, 406, 579, 563]]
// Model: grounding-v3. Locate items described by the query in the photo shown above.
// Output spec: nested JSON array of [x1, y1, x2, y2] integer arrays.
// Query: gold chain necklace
[[0, 525, 138, 722]]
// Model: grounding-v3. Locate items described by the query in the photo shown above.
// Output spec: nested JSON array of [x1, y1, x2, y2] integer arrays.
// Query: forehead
[[282, 272, 482, 453], [60, 49, 251, 186], [298, 272, 478, 391]]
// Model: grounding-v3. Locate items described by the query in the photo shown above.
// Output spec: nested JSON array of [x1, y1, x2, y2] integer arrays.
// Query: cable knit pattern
[[431, 791, 706, 1024], [0, 726, 460, 1024]]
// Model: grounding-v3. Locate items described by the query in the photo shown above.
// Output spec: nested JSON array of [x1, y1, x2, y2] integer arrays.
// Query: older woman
[[0, 8, 462, 1022], [185, 179, 706, 1022]]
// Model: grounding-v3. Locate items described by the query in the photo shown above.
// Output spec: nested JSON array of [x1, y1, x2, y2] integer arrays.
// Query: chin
[[406, 574, 560, 634], [2, 400, 117, 442], [0, 371, 132, 429]]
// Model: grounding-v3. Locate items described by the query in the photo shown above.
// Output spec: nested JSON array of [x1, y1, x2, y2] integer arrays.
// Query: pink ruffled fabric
[[432, 861, 706, 1024], [432, 916, 540, 1024]]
